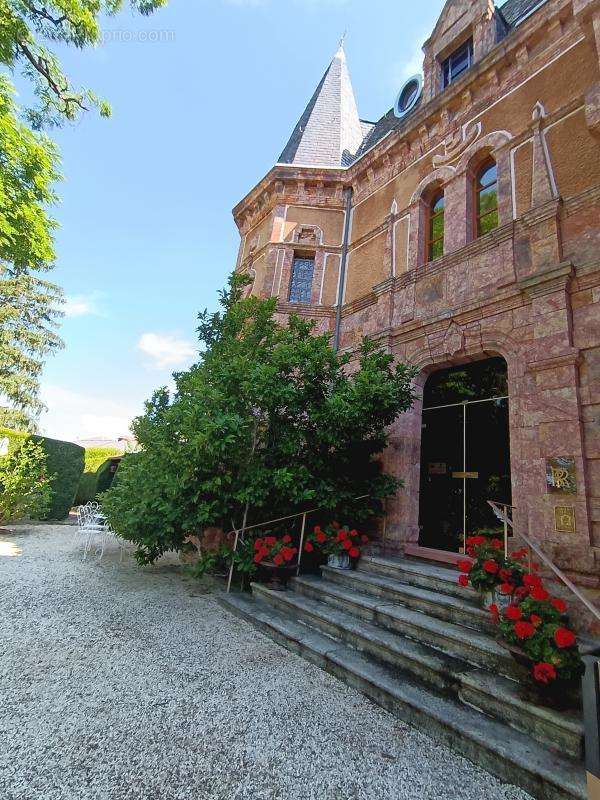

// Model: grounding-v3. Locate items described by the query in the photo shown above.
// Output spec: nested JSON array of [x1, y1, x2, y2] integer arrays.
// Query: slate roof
[[499, 0, 545, 27], [349, 0, 548, 164], [277, 45, 365, 168]]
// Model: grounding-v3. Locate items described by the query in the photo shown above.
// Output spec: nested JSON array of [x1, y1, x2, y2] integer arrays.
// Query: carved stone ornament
[[433, 121, 482, 167]]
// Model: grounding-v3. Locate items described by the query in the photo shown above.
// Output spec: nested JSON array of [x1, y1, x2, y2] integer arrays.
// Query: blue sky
[[28, 0, 442, 443]]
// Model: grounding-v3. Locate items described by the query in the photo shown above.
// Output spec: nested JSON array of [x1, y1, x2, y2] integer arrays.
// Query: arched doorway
[[418, 356, 511, 554]]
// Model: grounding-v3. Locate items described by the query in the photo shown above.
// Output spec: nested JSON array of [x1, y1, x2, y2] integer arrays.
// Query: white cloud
[[63, 293, 103, 318], [137, 332, 196, 370], [39, 384, 138, 443]]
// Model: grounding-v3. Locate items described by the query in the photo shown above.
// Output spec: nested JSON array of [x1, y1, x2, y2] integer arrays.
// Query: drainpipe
[[333, 186, 353, 352]]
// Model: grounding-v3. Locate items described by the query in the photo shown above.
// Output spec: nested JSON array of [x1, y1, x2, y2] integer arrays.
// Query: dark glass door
[[417, 358, 511, 554], [419, 404, 464, 552]]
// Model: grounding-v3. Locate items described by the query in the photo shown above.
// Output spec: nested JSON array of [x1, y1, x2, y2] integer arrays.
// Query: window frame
[[288, 254, 315, 304], [474, 158, 499, 238], [442, 37, 473, 88], [427, 190, 445, 263]]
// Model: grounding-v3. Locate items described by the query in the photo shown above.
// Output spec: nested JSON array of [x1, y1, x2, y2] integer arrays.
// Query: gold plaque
[[554, 506, 576, 534], [546, 457, 577, 494], [452, 471, 479, 479]]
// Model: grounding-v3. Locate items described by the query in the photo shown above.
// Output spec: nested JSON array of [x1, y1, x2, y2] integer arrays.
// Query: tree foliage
[[0, 76, 62, 429], [102, 274, 416, 564], [0, 0, 168, 127], [0, 0, 168, 427], [0, 436, 53, 524]]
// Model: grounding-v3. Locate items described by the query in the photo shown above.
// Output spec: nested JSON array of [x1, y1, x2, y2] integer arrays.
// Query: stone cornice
[[517, 261, 574, 298], [526, 350, 582, 373], [275, 302, 335, 319]]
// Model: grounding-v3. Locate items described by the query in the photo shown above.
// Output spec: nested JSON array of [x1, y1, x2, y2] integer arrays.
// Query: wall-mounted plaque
[[554, 506, 576, 534], [428, 462, 447, 475], [546, 456, 577, 495]]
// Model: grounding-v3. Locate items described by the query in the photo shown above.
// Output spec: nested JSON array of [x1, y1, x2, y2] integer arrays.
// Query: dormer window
[[442, 38, 473, 88]]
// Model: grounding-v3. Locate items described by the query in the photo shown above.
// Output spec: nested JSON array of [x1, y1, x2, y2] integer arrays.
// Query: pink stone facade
[[233, 0, 600, 596]]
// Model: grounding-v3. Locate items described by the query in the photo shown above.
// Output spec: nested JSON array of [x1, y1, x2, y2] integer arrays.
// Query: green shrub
[[75, 446, 121, 505], [0, 427, 84, 520], [0, 439, 54, 524]]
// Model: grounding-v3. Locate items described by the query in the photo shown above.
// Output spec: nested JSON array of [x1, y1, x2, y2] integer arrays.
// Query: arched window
[[428, 191, 445, 262], [475, 159, 498, 237]]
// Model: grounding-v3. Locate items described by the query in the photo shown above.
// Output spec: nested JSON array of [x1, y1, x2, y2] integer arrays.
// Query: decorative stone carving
[[433, 121, 482, 167]]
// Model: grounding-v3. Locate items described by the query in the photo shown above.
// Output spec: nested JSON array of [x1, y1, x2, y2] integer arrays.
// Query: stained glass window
[[289, 257, 314, 304]]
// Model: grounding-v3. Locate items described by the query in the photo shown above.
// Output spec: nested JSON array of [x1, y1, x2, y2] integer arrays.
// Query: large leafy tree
[[0, 76, 62, 430], [0, 0, 168, 127], [102, 274, 416, 564], [0, 0, 168, 428]]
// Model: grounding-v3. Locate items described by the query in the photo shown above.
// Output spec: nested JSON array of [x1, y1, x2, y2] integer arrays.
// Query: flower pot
[[497, 640, 580, 709], [482, 588, 511, 611], [327, 552, 351, 570], [258, 561, 296, 591]]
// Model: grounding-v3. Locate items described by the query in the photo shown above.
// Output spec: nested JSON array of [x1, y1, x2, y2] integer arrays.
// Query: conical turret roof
[[278, 45, 364, 168]]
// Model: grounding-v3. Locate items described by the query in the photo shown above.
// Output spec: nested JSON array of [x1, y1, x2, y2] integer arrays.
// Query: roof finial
[[338, 30, 347, 51]]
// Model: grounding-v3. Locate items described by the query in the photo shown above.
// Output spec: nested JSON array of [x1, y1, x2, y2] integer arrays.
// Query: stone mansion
[[232, 0, 600, 590]]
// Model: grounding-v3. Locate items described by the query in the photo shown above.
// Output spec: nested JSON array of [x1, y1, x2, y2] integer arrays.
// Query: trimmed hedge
[[75, 447, 121, 505], [0, 427, 85, 520], [95, 456, 122, 496]]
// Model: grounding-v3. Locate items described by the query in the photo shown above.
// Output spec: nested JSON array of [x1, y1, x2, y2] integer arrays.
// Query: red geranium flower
[[338, 530, 348, 541], [504, 605, 521, 621], [273, 554, 284, 566], [498, 569, 512, 581], [488, 603, 500, 621], [254, 538, 264, 550], [530, 614, 543, 627], [281, 547, 296, 562], [523, 573, 542, 589], [342, 539, 353, 551], [349, 530, 358, 538], [530, 587, 549, 601], [483, 559, 499, 574], [253, 553, 263, 563], [514, 586, 529, 600], [554, 628, 576, 649], [467, 535, 486, 547], [348, 547, 360, 558], [490, 539, 504, 550], [533, 662, 557, 684], [313, 525, 322, 534], [316, 532, 327, 544], [551, 598, 567, 613], [282, 534, 292, 544], [457, 560, 472, 574], [265, 536, 277, 546], [458, 574, 469, 587], [304, 541, 314, 553], [498, 583, 514, 595], [514, 621, 536, 640]]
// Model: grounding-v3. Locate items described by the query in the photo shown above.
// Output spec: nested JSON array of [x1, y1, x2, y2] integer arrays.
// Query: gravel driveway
[[0, 523, 532, 800]]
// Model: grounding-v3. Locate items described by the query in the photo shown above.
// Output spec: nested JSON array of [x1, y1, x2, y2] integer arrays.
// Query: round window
[[394, 75, 423, 119]]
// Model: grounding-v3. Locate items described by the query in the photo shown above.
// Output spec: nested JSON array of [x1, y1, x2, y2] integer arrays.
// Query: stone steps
[[361, 554, 480, 601], [291, 575, 519, 677], [252, 582, 583, 759], [321, 564, 492, 632], [219, 590, 586, 800]]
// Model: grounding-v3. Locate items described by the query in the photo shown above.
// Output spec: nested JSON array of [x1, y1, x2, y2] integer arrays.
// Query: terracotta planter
[[498, 640, 580, 709]]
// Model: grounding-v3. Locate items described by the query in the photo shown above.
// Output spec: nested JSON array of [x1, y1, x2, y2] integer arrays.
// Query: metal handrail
[[488, 500, 600, 625], [226, 495, 370, 593]]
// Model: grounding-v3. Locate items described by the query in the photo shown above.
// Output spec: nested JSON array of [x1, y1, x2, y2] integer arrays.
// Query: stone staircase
[[218, 554, 587, 800]]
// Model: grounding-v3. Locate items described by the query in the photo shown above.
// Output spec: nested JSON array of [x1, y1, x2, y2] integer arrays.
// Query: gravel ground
[[0, 523, 533, 800]]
